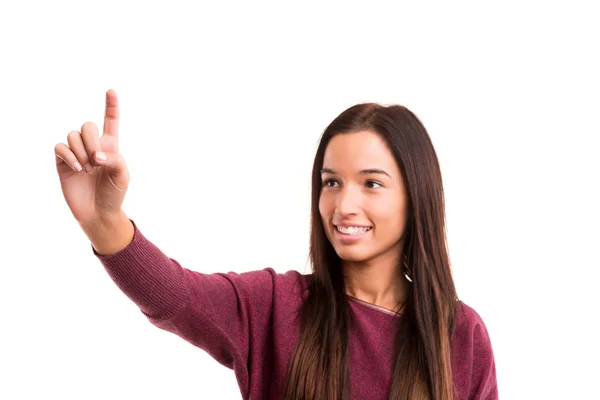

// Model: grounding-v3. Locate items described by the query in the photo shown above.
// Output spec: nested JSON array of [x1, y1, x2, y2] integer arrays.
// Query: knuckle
[[67, 130, 80, 140], [81, 121, 97, 132], [67, 132, 81, 146]]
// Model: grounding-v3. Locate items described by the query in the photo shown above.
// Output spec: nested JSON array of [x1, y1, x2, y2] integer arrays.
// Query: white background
[[1, 1, 599, 399]]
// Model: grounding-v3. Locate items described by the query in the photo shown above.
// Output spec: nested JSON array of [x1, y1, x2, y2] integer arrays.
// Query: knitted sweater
[[94, 220, 498, 399]]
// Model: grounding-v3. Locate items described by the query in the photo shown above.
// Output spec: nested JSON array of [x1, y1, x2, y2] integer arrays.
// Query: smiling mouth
[[335, 225, 372, 235]]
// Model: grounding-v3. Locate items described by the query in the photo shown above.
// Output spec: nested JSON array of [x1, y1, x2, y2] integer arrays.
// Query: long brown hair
[[282, 103, 459, 400]]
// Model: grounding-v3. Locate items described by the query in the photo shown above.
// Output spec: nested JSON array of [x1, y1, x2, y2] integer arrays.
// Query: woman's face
[[319, 130, 409, 264]]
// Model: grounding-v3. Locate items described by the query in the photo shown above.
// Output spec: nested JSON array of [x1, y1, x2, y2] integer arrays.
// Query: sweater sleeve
[[92, 219, 279, 397], [452, 302, 499, 400]]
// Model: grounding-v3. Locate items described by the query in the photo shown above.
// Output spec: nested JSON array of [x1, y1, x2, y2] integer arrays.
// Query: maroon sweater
[[94, 220, 498, 399]]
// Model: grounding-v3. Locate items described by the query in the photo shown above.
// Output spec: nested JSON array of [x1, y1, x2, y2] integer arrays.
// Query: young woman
[[55, 90, 498, 400]]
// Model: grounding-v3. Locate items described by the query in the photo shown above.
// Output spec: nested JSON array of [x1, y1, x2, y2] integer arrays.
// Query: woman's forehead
[[323, 131, 397, 172]]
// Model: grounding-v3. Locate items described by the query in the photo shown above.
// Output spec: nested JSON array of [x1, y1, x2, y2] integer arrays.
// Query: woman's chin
[[334, 248, 371, 263]]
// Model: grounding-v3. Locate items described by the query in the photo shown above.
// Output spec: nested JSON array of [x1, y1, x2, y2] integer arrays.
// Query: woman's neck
[[342, 257, 409, 312]]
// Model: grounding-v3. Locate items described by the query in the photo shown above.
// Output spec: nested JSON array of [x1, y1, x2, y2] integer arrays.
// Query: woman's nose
[[336, 186, 360, 216]]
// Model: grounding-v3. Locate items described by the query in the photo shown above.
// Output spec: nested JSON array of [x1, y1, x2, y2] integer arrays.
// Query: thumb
[[93, 151, 128, 179]]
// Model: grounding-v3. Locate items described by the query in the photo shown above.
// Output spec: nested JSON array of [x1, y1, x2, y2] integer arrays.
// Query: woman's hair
[[282, 103, 459, 400]]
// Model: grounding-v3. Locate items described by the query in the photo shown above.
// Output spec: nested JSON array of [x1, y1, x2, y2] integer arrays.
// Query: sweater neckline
[[346, 294, 403, 318]]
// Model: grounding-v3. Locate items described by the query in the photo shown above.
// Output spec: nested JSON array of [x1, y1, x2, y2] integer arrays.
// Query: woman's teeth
[[336, 226, 372, 235]]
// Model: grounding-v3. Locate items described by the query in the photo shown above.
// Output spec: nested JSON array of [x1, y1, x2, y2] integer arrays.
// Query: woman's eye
[[366, 180, 382, 189], [323, 179, 339, 187]]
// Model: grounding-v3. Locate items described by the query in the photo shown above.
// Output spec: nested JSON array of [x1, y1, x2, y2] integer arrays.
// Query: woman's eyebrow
[[320, 167, 391, 177]]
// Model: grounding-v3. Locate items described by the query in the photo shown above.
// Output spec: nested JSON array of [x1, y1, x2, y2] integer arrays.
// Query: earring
[[403, 254, 413, 283]]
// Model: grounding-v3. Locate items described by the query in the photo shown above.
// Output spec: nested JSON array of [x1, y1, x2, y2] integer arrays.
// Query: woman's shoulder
[[452, 300, 499, 398], [454, 300, 489, 330], [451, 299, 496, 368], [452, 299, 495, 344], [229, 267, 312, 296]]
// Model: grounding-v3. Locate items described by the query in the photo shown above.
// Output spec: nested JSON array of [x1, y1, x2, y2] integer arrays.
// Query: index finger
[[103, 89, 120, 138]]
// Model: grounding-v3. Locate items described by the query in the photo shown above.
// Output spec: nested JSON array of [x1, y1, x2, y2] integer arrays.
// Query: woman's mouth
[[335, 225, 372, 235], [334, 225, 372, 244]]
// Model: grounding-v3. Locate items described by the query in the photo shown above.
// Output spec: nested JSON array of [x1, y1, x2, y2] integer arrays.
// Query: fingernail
[[73, 162, 83, 171], [95, 152, 107, 162], [85, 163, 94, 173]]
